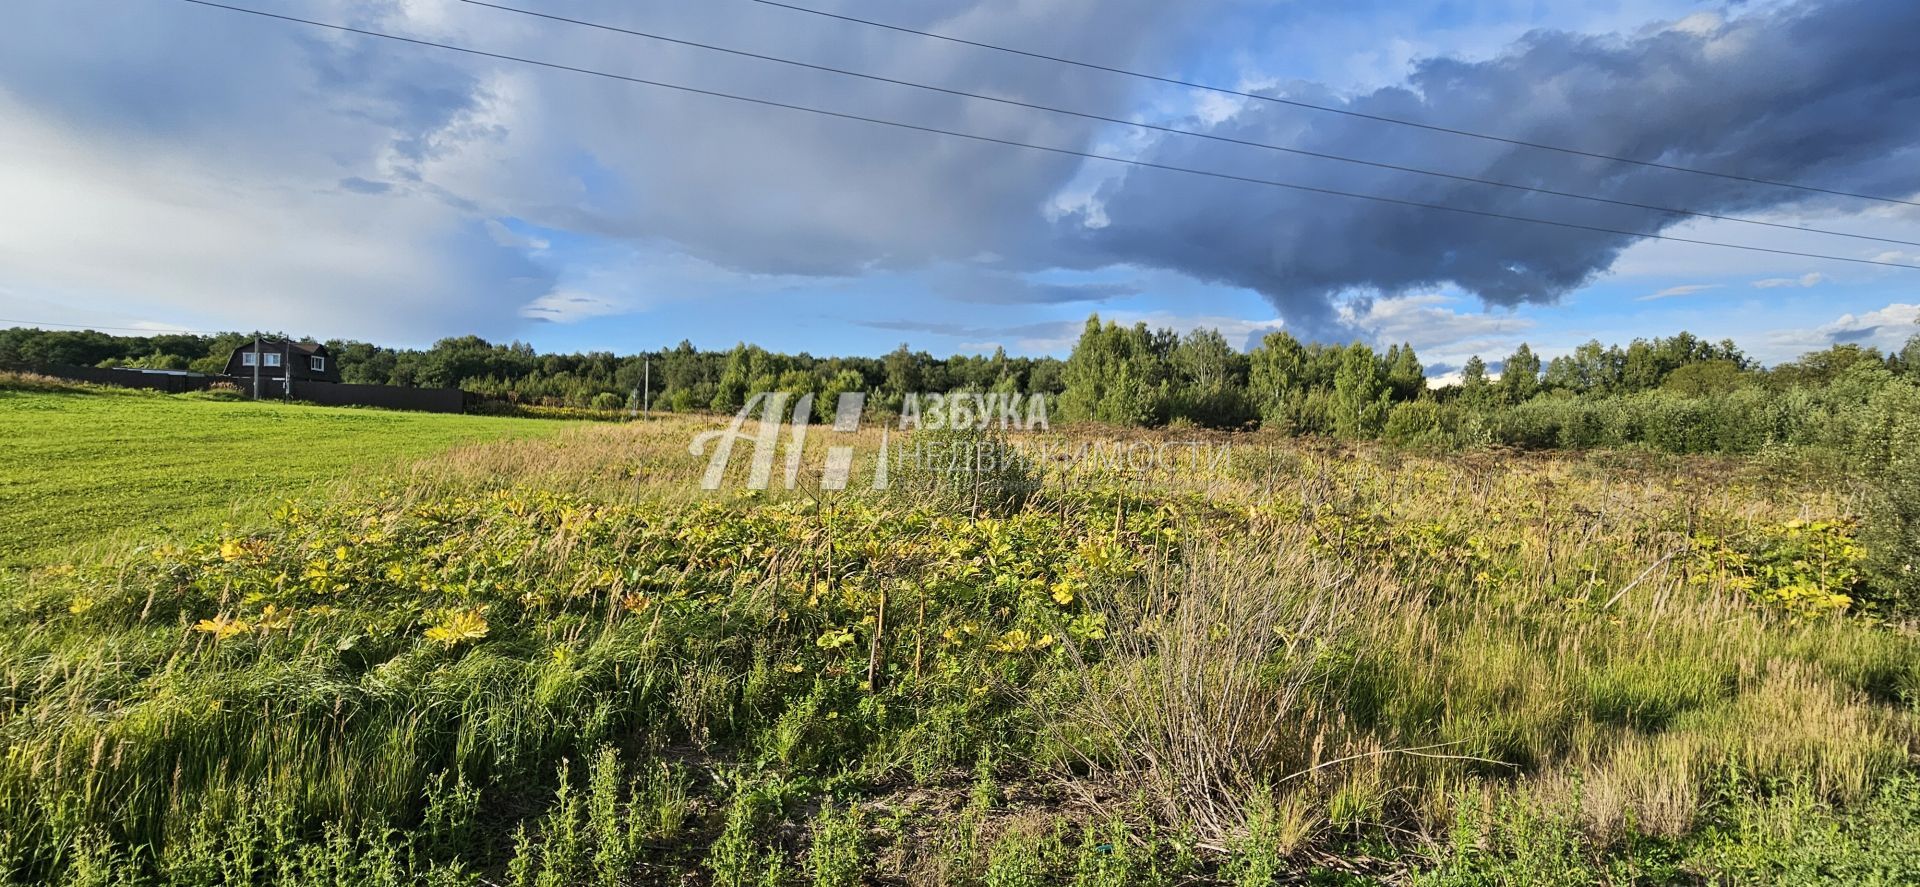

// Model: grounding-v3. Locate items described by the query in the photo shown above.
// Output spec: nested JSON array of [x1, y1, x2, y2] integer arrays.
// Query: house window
[[264, 353, 282, 368], [241, 352, 257, 367], [310, 355, 326, 372]]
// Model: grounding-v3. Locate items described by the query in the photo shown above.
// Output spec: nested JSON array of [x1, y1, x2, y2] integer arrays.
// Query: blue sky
[[1, 0, 1916, 378]]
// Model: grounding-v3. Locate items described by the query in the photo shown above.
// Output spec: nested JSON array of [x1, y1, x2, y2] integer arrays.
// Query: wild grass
[[0, 391, 1915, 883]]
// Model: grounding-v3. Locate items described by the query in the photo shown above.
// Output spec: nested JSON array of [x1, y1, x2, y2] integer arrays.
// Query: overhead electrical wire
[[167, 0, 1920, 272], [745, 0, 1920, 210], [450, 0, 1920, 250]]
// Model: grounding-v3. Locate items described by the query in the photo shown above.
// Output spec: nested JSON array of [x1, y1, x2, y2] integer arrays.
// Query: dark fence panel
[[289, 380, 468, 414], [39, 364, 221, 393], [28, 365, 468, 414]]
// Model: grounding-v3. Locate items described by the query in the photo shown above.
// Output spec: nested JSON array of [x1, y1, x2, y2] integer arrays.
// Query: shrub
[[891, 424, 1039, 516], [1383, 398, 1456, 447]]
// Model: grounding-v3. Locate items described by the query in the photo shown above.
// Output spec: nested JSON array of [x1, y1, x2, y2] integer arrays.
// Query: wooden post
[[866, 586, 888, 691], [911, 596, 925, 680]]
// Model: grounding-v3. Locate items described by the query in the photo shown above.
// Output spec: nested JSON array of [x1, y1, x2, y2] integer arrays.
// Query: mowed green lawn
[[0, 386, 564, 567]]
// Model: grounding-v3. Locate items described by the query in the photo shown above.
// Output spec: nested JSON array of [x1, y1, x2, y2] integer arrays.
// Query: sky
[[1, 0, 1917, 379]]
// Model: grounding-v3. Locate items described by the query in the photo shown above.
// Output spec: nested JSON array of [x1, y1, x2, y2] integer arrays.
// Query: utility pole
[[643, 356, 651, 417], [251, 335, 261, 400], [283, 339, 293, 402]]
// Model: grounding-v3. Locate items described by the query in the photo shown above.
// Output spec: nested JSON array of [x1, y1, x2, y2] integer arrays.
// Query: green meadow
[[0, 382, 562, 567]]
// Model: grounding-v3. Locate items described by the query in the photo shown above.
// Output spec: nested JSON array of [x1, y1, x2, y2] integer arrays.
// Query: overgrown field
[[1, 391, 1917, 885], [0, 380, 563, 567]]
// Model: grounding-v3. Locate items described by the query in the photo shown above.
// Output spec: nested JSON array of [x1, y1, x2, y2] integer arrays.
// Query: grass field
[[1, 385, 1916, 885], [0, 381, 565, 567]]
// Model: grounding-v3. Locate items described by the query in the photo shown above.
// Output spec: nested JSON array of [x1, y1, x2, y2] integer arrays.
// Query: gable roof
[[232, 339, 326, 356]]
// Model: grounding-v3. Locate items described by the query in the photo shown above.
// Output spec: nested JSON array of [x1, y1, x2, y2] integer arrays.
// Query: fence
[[29, 364, 469, 414], [38, 364, 224, 394], [288, 380, 469, 414]]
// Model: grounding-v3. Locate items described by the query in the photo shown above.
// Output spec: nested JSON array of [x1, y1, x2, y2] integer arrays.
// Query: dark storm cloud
[[1069, 0, 1920, 338]]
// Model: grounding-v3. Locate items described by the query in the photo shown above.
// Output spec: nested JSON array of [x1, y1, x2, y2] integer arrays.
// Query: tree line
[[3, 316, 1916, 449]]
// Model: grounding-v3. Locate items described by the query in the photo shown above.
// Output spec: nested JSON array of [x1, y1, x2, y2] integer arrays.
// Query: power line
[[452, 0, 1920, 250], [746, 0, 1920, 210], [167, 0, 1920, 272]]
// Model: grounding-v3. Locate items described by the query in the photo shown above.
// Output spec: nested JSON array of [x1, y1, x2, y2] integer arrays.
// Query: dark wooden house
[[223, 339, 340, 384]]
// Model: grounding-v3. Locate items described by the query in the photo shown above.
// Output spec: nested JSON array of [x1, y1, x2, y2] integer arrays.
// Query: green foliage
[[1058, 316, 1173, 426], [806, 801, 866, 887], [1332, 343, 1392, 438], [1498, 343, 1541, 404], [1690, 519, 1866, 618]]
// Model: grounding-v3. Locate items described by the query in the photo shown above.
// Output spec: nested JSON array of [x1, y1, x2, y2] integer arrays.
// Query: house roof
[[232, 339, 326, 356]]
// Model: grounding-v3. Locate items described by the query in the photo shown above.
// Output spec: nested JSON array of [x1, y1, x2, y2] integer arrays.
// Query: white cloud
[[1335, 293, 1535, 376], [1751, 273, 1823, 288], [0, 92, 547, 344], [1760, 302, 1920, 362], [1339, 294, 1531, 350], [1636, 283, 1722, 301]]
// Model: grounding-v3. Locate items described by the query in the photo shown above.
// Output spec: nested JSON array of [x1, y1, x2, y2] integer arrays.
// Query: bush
[[1168, 384, 1257, 429], [1382, 398, 1455, 447], [1836, 374, 1920, 612], [892, 424, 1039, 516]]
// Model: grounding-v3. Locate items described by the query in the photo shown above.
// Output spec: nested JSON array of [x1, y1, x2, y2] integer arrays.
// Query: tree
[[1771, 344, 1886, 388], [1059, 315, 1172, 425], [1248, 331, 1309, 428], [1332, 343, 1391, 438], [1662, 359, 1748, 396], [1460, 356, 1490, 399], [1545, 339, 1623, 394], [881, 344, 925, 409], [711, 344, 754, 412], [1499, 344, 1541, 404], [1895, 333, 1920, 380], [1169, 328, 1253, 426], [1384, 342, 1426, 402]]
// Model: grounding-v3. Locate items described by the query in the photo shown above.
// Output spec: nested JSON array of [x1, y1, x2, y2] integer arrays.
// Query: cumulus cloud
[[1338, 294, 1532, 351], [1810, 303, 1919, 346], [1761, 302, 1920, 361], [1070, 0, 1920, 336], [1333, 293, 1534, 377]]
